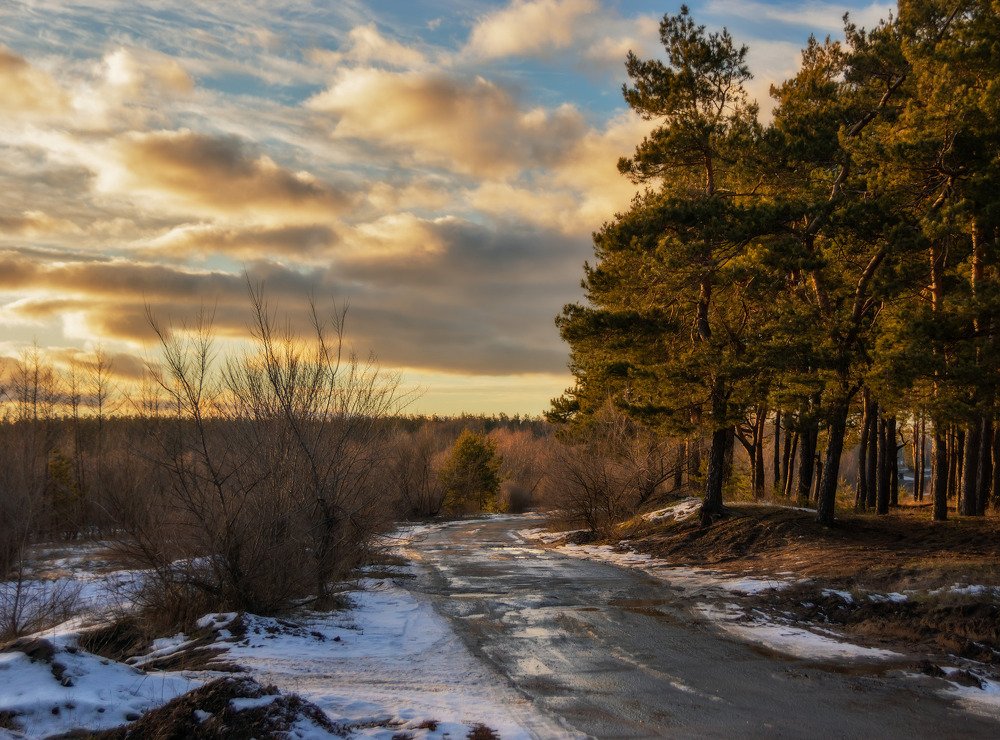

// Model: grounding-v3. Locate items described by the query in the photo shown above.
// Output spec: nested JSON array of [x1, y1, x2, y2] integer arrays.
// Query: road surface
[[402, 516, 1000, 739]]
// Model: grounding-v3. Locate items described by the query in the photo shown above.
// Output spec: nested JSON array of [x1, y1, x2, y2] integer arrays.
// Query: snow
[[538, 538, 795, 597], [514, 527, 583, 545], [229, 694, 282, 711], [519, 525, 915, 664], [696, 604, 903, 661], [641, 497, 702, 523], [940, 671, 1000, 716], [0, 633, 198, 737], [822, 589, 855, 604], [2, 534, 559, 739], [0, 570, 554, 738], [929, 583, 1000, 598], [201, 571, 560, 738], [868, 592, 909, 604], [196, 612, 238, 629]]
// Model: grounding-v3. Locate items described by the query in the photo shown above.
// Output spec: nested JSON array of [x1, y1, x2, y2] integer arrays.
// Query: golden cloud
[[110, 129, 353, 218], [143, 223, 337, 261], [0, 46, 70, 117], [309, 24, 428, 69], [466, 0, 598, 59], [102, 48, 194, 96], [307, 68, 586, 177], [0, 210, 82, 237]]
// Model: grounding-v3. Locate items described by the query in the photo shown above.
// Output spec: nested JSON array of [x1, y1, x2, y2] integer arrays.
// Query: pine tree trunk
[[754, 410, 766, 497], [865, 402, 878, 510], [701, 426, 730, 522], [674, 441, 685, 490], [916, 415, 926, 501], [781, 424, 793, 495], [773, 411, 782, 492], [797, 422, 818, 503], [888, 417, 899, 507], [784, 432, 799, 497], [962, 419, 982, 516], [876, 415, 890, 515], [817, 403, 848, 524], [933, 426, 949, 521], [961, 418, 981, 516], [856, 392, 871, 510], [947, 428, 960, 503], [992, 428, 1000, 511], [957, 428, 966, 493], [977, 417, 993, 515]]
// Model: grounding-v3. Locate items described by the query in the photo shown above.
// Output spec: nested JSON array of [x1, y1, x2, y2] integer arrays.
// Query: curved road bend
[[401, 516, 1000, 739]]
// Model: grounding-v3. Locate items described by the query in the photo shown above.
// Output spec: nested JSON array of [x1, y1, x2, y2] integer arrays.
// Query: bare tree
[[111, 288, 410, 625]]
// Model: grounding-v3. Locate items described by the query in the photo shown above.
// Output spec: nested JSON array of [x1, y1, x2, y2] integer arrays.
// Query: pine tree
[[439, 430, 503, 514], [553, 6, 773, 522]]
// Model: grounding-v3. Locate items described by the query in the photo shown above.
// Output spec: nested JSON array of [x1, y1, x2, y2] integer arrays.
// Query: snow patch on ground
[[868, 592, 909, 604], [929, 583, 1000, 598], [518, 524, 918, 664], [640, 497, 702, 523], [822, 589, 855, 604], [0, 633, 198, 737], [534, 537, 795, 597], [696, 604, 903, 661], [207, 572, 558, 738], [940, 672, 1000, 716]]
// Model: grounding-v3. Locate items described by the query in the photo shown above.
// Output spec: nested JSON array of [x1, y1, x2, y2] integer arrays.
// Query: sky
[[0, 0, 894, 415]]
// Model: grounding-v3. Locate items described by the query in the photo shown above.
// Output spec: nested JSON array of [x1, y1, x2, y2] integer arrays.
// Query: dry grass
[[620, 503, 1000, 590]]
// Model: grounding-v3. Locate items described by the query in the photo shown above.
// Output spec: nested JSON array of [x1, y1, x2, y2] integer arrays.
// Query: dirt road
[[402, 516, 1000, 739]]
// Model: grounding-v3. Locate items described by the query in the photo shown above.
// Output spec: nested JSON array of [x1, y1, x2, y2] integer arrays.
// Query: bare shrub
[[110, 288, 408, 624], [0, 572, 82, 641], [490, 428, 552, 513], [0, 442, 83, 640], [387, 425, 447, 518], [544, 407, 675, 535], [0, 498, 82, 640]]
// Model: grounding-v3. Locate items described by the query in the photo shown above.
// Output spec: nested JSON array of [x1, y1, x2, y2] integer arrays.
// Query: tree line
[[550, 1, 1000, 525]]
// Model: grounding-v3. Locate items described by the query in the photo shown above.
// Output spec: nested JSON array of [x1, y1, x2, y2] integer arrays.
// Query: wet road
[[402, 516, 1000, 739]]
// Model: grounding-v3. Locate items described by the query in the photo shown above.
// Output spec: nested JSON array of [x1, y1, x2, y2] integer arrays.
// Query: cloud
[[0, 211, 588, 374], [102, 47, 194, 96], [307, 67, 586, 177], [308, 24, 428, 69], [466, 0, 598, 59], [549, 111, 652, 220], [0, 46, 70, 117], [464, 182, 581, 234], [143, 223, 338, 261], [345, 213, 449, 259], [462, 0, 660, 71], [108, 129, 354, 218], [704, 0, 894, 34], [0, 210, 82, 237]]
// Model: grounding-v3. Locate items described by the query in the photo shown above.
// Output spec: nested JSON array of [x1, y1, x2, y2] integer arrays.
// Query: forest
[[551, 0, 1000, 526]]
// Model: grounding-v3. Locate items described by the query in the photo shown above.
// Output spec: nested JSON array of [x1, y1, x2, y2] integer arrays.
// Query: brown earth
[[606, 502, 1000, 665]]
